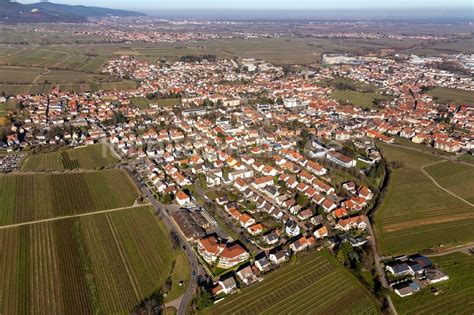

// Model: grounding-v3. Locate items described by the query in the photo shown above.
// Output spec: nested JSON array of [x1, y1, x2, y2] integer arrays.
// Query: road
[[124, 165, 201, 315], [364, 218, 399, 315]]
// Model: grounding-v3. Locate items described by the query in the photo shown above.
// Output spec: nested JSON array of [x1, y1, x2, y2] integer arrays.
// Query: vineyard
[[208, 250, 380, 315], [0, 169, 139, 226], [21, 144, 119, 171], [0, 207, 177, 314], [375, 144, 474, 255]]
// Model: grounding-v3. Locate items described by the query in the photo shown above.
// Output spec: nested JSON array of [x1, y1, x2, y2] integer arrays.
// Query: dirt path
[[0, 203, 151, 230], [425, 243, 474, 257], [32, 69, 50, 84], [421, 161, 474, 207]]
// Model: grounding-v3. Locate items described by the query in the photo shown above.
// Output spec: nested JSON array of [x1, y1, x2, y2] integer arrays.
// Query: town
[[1, 47, 472, 312]]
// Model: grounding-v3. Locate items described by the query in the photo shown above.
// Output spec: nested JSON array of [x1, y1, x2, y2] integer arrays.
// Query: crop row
[[0, 207, 175, 314], [0, 170, 139, 226]]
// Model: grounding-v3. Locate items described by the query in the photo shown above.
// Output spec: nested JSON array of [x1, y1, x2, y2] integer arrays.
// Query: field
[[425, 161, 474, 204], [21, 144, 119, 171], [0, 48, 105, 73], [0, 206, 177, 314], [0, 169, 140, 226], [153, 98, 181, 107], [207, 250, 380, 315], [130, 97, 151, 109], [374, 144, 474, 255], [331, 90, 387, 109], [391, 252, 474, 314], [427, 87, 474, 105], [0, 99, 17, 117]]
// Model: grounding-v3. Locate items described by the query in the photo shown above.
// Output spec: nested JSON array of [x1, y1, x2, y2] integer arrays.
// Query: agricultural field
[[0, 169, 140, 226], [0, 48, 105, 73], [374, 144, 474, 256], [207, 250, 380, 315], [425, 161, 474, 204], [21, 144, 119, 171], [391, 252, 474, 315], [0, 66, 43, 84], [0, 206, 179, 314], [130, 97, 151, 109], [331, 90, 387, 109], [427, 87, 474, 105], [0, 80, 137, 96]]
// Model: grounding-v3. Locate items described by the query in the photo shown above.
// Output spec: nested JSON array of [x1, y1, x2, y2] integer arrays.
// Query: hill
[[0, 0, 145, 23]]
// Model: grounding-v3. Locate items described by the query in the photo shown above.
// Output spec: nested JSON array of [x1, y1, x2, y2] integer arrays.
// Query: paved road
[[364, 218, 399, 315], [125, 166, 201, 315], [0, 203, 150, 230]]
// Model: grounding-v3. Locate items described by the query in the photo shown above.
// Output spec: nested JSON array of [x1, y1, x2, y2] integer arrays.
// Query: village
[[0, 52, 472, 302]]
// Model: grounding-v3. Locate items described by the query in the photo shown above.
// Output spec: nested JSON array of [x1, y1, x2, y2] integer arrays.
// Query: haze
[[18, 0, 473, 10]]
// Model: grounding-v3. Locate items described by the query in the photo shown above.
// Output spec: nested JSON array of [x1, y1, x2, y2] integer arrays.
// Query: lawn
[[0, 206, 178, 314], [425, 161, 474, 204], [164, 249, 191, 303], [427, 87, 474, 105], [391, 252, 474, 315], [374, 144, 474, 255], [0, 169, 140, 225], [21, 144, 119, 171], [331, 90, 387, 109], [207, 250, 380, 315]]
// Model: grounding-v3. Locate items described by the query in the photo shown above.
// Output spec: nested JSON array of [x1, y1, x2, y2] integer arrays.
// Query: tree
[[337, 242, 356, 266], [196, 290, 213, 310]]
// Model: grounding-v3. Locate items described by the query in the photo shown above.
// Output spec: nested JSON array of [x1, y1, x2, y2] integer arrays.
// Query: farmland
[[0, 206, 178, 314], [21, 144, 119, 171], [0, 169, 140, 225], [391, 252, 474, 315], [427, 87, 474, 105], [207, 250, 380, 315], [374, 144, 474, 256], [0, 48, 106, 73], [425, 161, 474, 204]]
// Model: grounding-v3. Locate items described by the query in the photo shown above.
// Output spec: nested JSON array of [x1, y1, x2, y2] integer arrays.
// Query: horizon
[[17, 0, 473, 11]]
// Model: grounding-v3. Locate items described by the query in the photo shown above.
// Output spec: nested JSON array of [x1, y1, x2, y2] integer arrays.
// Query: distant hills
[[0, 0, 146, 23]]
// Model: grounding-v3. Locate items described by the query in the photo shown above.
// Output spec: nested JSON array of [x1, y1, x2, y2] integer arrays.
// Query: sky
[[19, 0, 473, 10]]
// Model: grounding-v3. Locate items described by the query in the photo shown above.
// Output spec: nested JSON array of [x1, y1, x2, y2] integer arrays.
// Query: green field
[[331, 90, 387, 109], [207, 250, 380, 315], [0, 169, 140, 226], [152, 98, 181, 107], [425, 161, 474, 204], [0, 206, 178, 314], [130, 97, 151, 109], [427, 87, 474, 105], [21, 144, 119, 171], [391, 252, 474, 314], [374, 144, 474, 255]]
